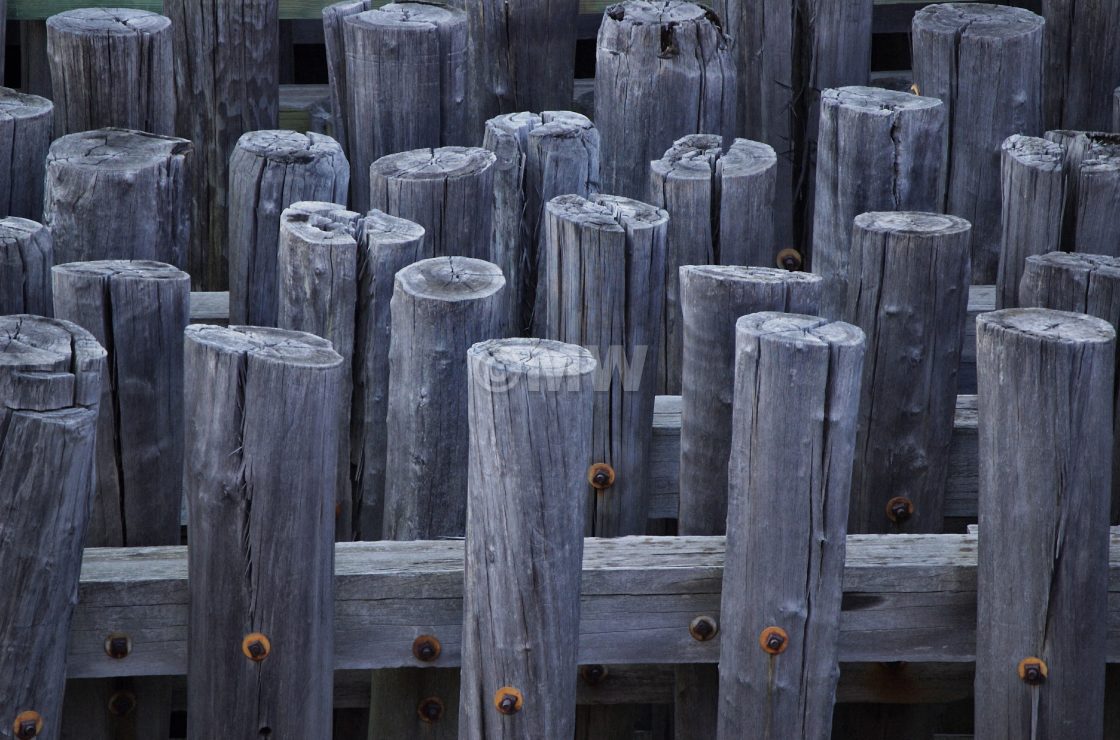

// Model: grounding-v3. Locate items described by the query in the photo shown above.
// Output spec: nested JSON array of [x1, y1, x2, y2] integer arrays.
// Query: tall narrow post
[[1045, 130, 1120, 258], [975, 308, 1112, 739], [0, 315, 105, 740], [0, 88, 53, 221], [717, 312, 865, 739], [0, 218, 52, 315], [184, 325, 342, 738], [459, 338, 595, 740], [1114, 88, 1120, 132]]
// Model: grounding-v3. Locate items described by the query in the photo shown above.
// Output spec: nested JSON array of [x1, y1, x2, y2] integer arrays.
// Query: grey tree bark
[[0, 88, 53, 221], [0, 218, 52, 316]]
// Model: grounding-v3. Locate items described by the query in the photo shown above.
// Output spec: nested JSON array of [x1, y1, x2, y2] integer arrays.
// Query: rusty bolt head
[[580, 664, 609, 685], [1018, 657, 1048, 685], [241, 633, 271, 662], [885, 497, 914, 524], [12, 711, 42, 739], [776, 248, 803, 272], [588, 463, 615, 490], [104, 633, 131, 659], [759, 626, 789, 655], [108, 691, 137, 717], [493, 687, 524, 715], [417, 697, 445, 723], [688, 615, 719, 642], [412, 635, 442, 662]]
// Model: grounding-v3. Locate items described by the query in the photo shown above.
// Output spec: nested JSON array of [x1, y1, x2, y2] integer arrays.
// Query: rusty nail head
[[13, 711, 42, 739], [493, 686, 523, 715], [581, 664, 609, 685], [242, 632, 271, 662], [417, 696, 444, 723], [1018, 657, 1048, 685], [759, 626, 789, 655], [588, 463, 615, 490], [412, 635, 442, 662], [776, 248, 802, 271], [885, 497, 914, 524], [105, 633, 131, 659], [108, 691, 137, 717], [689, 615, 718, 642]]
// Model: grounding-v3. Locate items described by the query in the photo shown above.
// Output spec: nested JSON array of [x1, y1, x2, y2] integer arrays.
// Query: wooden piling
[[595, 1, 736, 200], [45, 8, 174, 136], [228, 130, 349, 327], [813, 86, 947, 319], [184, 324, 342, 738], [912, 3, 1044, 283], [0, 218, 52, 316], [847, 212, 972, 535], [717, 312, 864, 739], [975, 308, 1113, 739], [0, 88, 53, 221], [459, 338, 596, 740], [165, 0, 279, 290], [44, 128, 191, 269], [383, 256, 506, 541], [1046, 129, 1120, 258], [649, 135, 779, 393], [536, 193, 667, 536], [0, 315, 105, 740]]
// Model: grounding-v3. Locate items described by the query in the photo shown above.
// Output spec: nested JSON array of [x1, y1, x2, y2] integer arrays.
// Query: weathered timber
[[912, 3, 1044, 283], [649, 136, 779, 393], [595, 1, 736, 200], [383, 257, 506, 540], [719, 312, 865, 739], [975, 309, 1114, 739], [0, 88, 53, 221], [184, 325, 343, 738], [484, 110, 600, 335], [327, 2, 467, 210], [847, 213, 972, 534], [228, 130, 349, 327], [0, 218, 53, 315], [45, 8, 174, 136], [0, 315, 105, 740], [537, 193, 668, 536], [20, 20, 50, 99], [459, 338, 596, 740], [165, 0, 279, 290], [813, 86, 947, 319], [1115, 88, 1120, 133], [1046, 129, 1120, 258], [58, 678, 171, 740], [369, 668, 460, 738], [43, 128, 191, 269]]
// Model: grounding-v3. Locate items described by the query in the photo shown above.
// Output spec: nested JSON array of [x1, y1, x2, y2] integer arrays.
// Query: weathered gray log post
[[484, 111, 600, 335], [325, 1, 468, 209], [228, 130, 349, 327], [0, 315, 105, 740], [996, 135, 1065, 309], [165, 0, 279, 290], [536, 194, 667, 536], [369, 147, 495, 261], [912, 3, 1044, 283], [650, 136, 778, 393], [813, 86, 947, 319], [44, 128, 191, 269], [0, 88, 52, 221], [595, 1, 736, 200], [846, 212, 971, 534], [1046, 130, 1120, 258], [459, 338, 595, 740], [975, 308, 1113, 739], [45, 8, 174, 136], [0, 218, 52, 315], [184, 325, 342, 738], [383, 257, 507, 540], [717, 312, 865, 740]]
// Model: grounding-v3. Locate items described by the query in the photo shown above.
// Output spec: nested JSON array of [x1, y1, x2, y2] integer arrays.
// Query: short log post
[[846, 212, 972, 534], [717, 312, 865, 739], [996, 135, 1065, 309], [165, 0, 279, 290], [0, 88, 53, 221], [912, 3, 1044, 283], [484, 111, 600, 335], [595, 1, 736, 200], [536, 194, 667, 536], [458, 338, 596, 740], [45, 9, 174, 136], [0, 218, 53, 315], [184, 325, 342, 738], [43, 128, 191, 269], [1046, 130, 1120, 258], [383, 256, 507, 540], [649, 135, 779, 393], [228, 130, 350, 327], [0, 315, 105, 740], [812, 86, 947, 319], [369, 147, 495, 261], [975, 308, 1113, 739]]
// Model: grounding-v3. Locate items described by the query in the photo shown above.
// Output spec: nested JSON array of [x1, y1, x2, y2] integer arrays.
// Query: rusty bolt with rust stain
[[493, 686, 524, 715], [417, 696, 445, 723], [412, 635, 442, 662], [105, 633, 131, 659], [12, 711, 42, 739], [688, 615, 718, 642], [580, 664, 609, 685], [1018, 657, 1048, 685], [108, 691, 137, 717], [241, 632, 271, 662], [759, 626, 789, 655], [588, 463, 615, 490], [776, 248, 803, 272], [885, 496, 914, 524]]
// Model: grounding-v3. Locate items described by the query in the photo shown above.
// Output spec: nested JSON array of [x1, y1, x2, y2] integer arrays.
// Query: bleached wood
[[0, 217, 52, 316], [0, 87, 53, 221]]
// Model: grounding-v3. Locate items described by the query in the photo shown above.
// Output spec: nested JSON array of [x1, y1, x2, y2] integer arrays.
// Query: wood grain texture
[[0, 217, 52, 315], [228, 129, 349, 327], [975, 308, 1113, 739], [0, 315, 105, 740], [19, 21, 50, 99], [459, 338, 595, 740], [183, 324, 342, 739], [537, 193, 668, 536], [718, 312, 865, 740], [45, 8, 174, 136], [383, 257, 506, 540], [912, 3, 1044, 283], [0, 88, 53, 221], [43, 127, 191, 269], [813, 86, 947, 318], [650, 135, 779, 393], [595, 1, 736, 200], [1115, 88, 1120, 133], [1045, 130, 1120, 259], [847, 212, 972, 534], [165, 0, 279, 290]]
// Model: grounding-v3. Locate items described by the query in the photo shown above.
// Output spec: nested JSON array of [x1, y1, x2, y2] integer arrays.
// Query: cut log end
[[371, 146, 496, 181], [282, 202, 362, 245], [602, 0, 711, 27], [395, 256, 505, 303], [47, 127, 191, 171], [824, 85, 943, 114], [978, 307, 1116, 346], [1003, 134, 1064, 170], [683, 264, 823, 288], [854, 211, 972, 238], [1024, 251, 1120, 281], [0, 314, 105, 411], [346, 2, 467, 30], [913, 3, 1045, 39], [468, 337, 596, 381], [736, 311, 865, 349], [0, 86, 53, 120], [46, 7, 171, 35], [185, 324, 343, 369], [363, 209, 426, 245], [51, 259, 189, 282], [235, 129, 344, 165]]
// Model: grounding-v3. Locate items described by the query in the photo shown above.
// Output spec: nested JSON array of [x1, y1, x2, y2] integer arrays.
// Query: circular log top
[[396, 256, 505, 302], [545, 193, 669, 234], [0, 217, 49, 243], [535, 110, 596, 138], [46, 8, 171, 35], [52, 259, 189, 282], [823, 86, 943, 115], [1025, 251, 1120, 279], [47, 127, 191, 171], [604, 1, 710, 26], [736, 312, 865, 349], [346, 3, 466, 30], [364, 209, 426, 245], [0, 87, 52, 120], [0, 314, 105, 410], [978, 308, 1116, 346], [854, 211, 972, 237], [281, 202, 362, 246], [468, 337, 596, 382], [652, 135, 776, 179], [371, 147, 497, 181], [186, 325, 343, 369], [592, 194, 669, 230], [235, 130, 344, 165], [682, 264, 823, 289], [1002, 135, 1064, 170], [913, 3, 1044, 39], [486, 111, 544, 141]]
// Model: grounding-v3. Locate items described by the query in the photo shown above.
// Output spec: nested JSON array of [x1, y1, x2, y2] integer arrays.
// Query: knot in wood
[[412, 635, 442, 662], [417, 696, 445, 723], [241, 633, 272, 662], [104, 632, 131, 659], [493, 687, 524, 715], [580, 664, 609, 685], [12, 711, 42, 739], [1018, 657, 1048, 685], [588, 463, 616, 490], [885, 496, 914, 524], [759, 626, 789, 655], [108, 691, 137, 717], [688, 615, 718, 641]]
